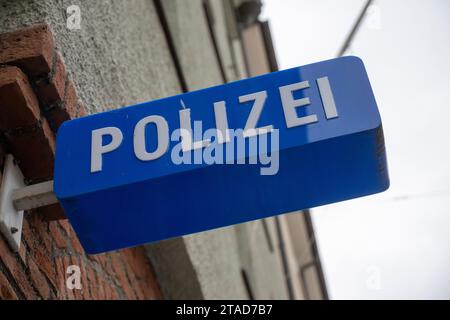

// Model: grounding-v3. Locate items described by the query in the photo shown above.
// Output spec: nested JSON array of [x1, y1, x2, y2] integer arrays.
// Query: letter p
[[91, 127, 123, 173]]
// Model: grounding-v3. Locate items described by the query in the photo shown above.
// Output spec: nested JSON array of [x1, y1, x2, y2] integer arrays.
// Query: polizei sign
[[54, 56, 389, 254]]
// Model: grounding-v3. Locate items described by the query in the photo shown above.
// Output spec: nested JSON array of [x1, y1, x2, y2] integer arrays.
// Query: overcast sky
[[262, 0, 450, 299]]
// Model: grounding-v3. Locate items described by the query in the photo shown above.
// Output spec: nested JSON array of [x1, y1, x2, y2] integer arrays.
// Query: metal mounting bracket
[[0, 155, 58, 251], [0, 155, 26, 252], [12, 180, 57, 211]]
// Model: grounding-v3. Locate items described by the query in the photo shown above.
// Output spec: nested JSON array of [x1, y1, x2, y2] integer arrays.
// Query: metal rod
[[12, 180, 57, 211], [337, 0, 374, 57]]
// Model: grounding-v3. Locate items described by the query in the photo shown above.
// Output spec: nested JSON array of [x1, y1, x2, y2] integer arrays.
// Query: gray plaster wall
[[235, 219, 289, 299], [0, 0, 180, 112], [160, 0, 224, 90]]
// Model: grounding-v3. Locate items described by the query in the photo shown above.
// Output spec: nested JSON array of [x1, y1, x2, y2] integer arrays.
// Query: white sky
[[262, 0, 450, 299]]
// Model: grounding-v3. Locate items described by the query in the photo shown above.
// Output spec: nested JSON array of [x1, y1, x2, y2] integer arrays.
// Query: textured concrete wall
[[161, 0, 224, 90], [0, 0, 180, 112], [208, 0, 240, 82], [235, 220, 289, 299]]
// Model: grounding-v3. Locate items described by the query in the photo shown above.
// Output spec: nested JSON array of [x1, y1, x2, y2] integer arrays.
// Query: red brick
[[101, 256, 116, 278], [0, 24, 54, 77], [95, 274, 106, 300], [0, 271, 18, 300], [28, 255, 52, 299], [36, 52, 66, 105], [59, 220, 72, 236], [0, 40, 60, 219], [0, 66, 41, 131], [46, 79, 78, 131], [54, 256, 66, 299], [111, 255, 136, 299], [105, 282, 118, 300], [124, 247, 153, 278], [71, 235, 84, 255], [121, 248, 161, 299], [141, 273, 162, 299], [110, 286, 120, 300], [122, 256, 147, 300], [0, 66, 56, 185], [134, 284, 145, 300], [32, 248, 56, 289], [49, 221, 67, 249], [27, 213, 53, 253], [5, 118, 55, 183], [0, 234, 36, 299], [87, 253, 100, 264], [18, 242, 27, 265], [88, 253, 108, 271], [64, 80, 78, 115], [21, 218, 35, 249], [103, 282, 112, 300], [79, 260, 90, 299], [121, 249, 145, 279], [86, 266, 98, 300]]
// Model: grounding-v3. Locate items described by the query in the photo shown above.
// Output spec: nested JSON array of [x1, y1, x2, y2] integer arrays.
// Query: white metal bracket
[[12, 180, 57, 211], [0, 155, 58, 251], [0, 155, 26, 252]]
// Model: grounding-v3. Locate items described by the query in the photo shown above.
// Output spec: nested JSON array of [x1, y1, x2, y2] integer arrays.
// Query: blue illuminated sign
[[54, 56, 389, 254]]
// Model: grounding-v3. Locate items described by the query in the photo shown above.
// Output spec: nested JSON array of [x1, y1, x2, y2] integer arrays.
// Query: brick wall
[[0, 24, 162, 299]]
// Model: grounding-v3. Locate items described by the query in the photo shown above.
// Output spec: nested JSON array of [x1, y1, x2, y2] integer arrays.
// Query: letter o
[[134, 115, 169, 161]]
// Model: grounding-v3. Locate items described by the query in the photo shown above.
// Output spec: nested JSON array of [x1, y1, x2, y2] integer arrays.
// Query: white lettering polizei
[[89, 77, 338, 173]]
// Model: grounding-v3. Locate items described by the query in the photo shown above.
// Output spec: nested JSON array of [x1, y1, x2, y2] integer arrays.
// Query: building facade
[[0, 0, 327, 300]]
